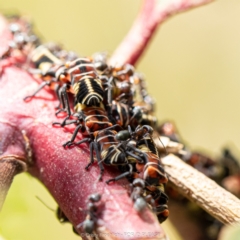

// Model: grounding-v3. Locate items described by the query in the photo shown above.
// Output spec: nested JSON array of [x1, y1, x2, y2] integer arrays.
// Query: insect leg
[[125, 144, 148, 163], [145, 194, 157, 212], [107, 76, 113, 106], [85, 142, 95, 170], [92, 142, 104, 181], [54, 83, 62, 109], [101, 142, 124, 163], [23, 80, 54, 101], [55, 83, 70, 116], [56, 84, 72, 126], [106, 165, 133, 184], [97, 124, 122, 135], [52, 118, 78, 127], [125, 151, 145, 163], [62, 124, 83, 148]]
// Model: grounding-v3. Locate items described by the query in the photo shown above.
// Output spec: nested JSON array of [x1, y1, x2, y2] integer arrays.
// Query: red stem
[[109, 0, 215, 66], [0, 15, 166, 240], [0, 0, 215, 235]]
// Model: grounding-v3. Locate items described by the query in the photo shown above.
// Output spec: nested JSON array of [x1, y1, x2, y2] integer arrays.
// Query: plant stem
[[0, 155, 27, 210], [162, 154, 240, 225], [109, 0, 215, 66]]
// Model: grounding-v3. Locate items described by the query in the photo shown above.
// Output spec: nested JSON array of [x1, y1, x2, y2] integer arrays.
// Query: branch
[[162, 154, 240, 225], [0, 156, 27, 210], [0, 15, 167, 240], [109, 0, 215, 66]]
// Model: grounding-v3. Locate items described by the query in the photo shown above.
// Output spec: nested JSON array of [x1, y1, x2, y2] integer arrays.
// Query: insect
[[41, 42, 79, 62], [1, 17, 39, 60], [91, 51, 109, 73], [132, 101, 157, 128], [50, 57, 106, 127], [220, 148, 240, 178], [54, 106, 118, 179], [23, 45, 65, 103], [58, 107, 148, 180], [146, 184, 169, 223], [97, 62, 136, 107], [76, 193, 102, 234], [56, 106, 113, 144], [152, 131, 185, 157], [58, 107, 143, 180], [157, 121, 184, 144], [0, 16, 40, 77], [133, 73, 155, 111], [130, 178, 156, 213], [105, 71, 157, 129], [107, 72, 158, 129], [107, 77, 134, 106], [130, 73, 158, 128], [24, 46, 106, 125], [106, 125, 169, 222], [35, 196, 79, 235], [109, 100, 142, 129], [98, 69, 140, 129], [91, 128, 128, 167], [101, 63, 135, 82]]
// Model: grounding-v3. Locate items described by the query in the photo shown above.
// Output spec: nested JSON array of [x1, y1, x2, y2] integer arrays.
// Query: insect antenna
[[35, 196, 55, 212], [159, 136, 168, 156]]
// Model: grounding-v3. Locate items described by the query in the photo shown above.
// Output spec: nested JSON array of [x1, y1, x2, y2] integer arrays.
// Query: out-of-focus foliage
[[0, 173, 80, 240], [0, 173, 181, 240], [219, 225, 240, 240]]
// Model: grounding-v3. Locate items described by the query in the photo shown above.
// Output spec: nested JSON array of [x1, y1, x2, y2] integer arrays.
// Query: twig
[[109, 0, 215, 66], [162, 154, 240, 225], [0, 155, 27, 210]]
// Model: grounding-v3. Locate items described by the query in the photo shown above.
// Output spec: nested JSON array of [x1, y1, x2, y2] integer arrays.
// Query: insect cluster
[[1, 16, 187, 236], [25, 36, 171, 232], [3, 15, 240, 240]]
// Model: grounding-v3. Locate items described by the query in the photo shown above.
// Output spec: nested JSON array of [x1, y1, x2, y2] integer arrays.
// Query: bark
[[0, 156, 27, 210], [162, 154, 240, 225]]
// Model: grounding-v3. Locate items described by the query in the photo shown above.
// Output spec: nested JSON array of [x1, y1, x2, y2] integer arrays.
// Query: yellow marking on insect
[[95, 78, 103, 88], [73, 82, 80, 95], [138, 144, 151, 153], [74, 103, 85, 112], [31, 45, 62, 64], [82, 93, 103, 105], [85, 78, 94, 92]]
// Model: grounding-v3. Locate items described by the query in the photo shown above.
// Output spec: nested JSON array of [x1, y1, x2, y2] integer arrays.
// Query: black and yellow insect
[[24, 45, 106, 126], [107, 125, 169, 222]]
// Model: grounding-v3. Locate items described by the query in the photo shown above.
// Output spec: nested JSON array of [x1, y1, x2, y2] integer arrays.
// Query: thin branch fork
[[162, 154, 240, 225]]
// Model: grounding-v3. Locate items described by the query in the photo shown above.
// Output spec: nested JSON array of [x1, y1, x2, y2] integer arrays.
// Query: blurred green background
[[0, 0, 240, 239]]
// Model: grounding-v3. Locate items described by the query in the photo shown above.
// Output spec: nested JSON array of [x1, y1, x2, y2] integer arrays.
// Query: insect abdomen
[[74, 77, 104, 106]]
